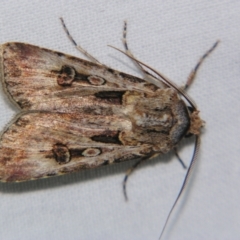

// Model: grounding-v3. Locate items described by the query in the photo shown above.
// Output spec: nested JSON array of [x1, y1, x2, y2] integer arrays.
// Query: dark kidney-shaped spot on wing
[[57, 65, 76, 86], [52, 143, 71, 164]]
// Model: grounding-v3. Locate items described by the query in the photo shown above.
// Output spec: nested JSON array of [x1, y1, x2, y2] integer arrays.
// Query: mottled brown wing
[[0, 42, 158, 111], [0, 112, 151, 182]]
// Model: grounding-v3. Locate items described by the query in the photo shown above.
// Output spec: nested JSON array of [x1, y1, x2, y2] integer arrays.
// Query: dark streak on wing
[[94, 91, 125, 105], [91, 131, 122, 144]]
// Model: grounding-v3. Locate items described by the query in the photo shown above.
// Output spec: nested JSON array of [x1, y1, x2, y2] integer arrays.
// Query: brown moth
[[0, 19, 218, 238], [0, 41, 202, 180]]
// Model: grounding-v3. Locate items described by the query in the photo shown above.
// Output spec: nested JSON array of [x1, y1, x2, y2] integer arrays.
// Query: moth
[[0, 18, 218, 238]]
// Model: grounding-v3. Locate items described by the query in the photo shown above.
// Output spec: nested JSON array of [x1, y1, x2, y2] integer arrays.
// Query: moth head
[[187, 110, 205, 136]]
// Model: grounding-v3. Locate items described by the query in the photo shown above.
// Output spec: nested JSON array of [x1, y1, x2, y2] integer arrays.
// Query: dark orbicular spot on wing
[[82, 148, 101, 157], [87, 76, 106, 85], [70, 148, 102, 157]]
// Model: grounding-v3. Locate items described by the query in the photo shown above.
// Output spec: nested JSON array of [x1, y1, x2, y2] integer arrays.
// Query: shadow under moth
[[0, 18, 219, 238]]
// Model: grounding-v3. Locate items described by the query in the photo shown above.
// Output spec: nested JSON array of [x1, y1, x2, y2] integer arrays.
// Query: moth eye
[[82, 148, 101, 157], [52, 143, 71, 164], [57, 65, 76, 86], [187, 106, 194, 113], [88, 75, 106, 85]]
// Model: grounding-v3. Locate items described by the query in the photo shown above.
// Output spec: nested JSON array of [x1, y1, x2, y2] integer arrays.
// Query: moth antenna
[[174, 148, 187, 169], [108, 45, 197, 110], [60, 17, 104, 66], [159, 136, 201, 239], [184, 40, 220, 91], [123, 174, 129, 201], [60, 17, 78, 46], [122, 21, 148, 75]]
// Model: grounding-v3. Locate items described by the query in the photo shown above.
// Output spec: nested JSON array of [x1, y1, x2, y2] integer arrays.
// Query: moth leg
[[60, 18, 106, 66], [123, 159, 143, 201], [174, 147, 187, 169], [183, 40, 220, 91], [123, 154, 153, 201]]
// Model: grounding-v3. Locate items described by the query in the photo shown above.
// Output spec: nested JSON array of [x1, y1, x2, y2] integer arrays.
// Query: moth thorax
[[188, 110, 205, 135]]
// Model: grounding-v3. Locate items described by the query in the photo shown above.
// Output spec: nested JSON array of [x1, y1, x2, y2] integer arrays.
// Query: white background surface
[[0, 1, 239, 240]]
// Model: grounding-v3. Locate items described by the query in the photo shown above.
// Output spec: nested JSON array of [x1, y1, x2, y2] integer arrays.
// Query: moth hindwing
[[0, 42, 202, 181]]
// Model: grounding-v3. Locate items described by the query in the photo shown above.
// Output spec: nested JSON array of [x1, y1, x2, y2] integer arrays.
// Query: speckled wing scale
[[0, 42, 194, 181]]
